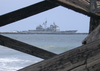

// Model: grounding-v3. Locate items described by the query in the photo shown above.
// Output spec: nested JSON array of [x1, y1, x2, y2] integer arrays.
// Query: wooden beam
[[89, 17, 100, 34], [0, 35, 57, 59], [49, 0, 100, 18], [0, 1, 58, 27], [19, 39, 100, 71], [82, 24, 100, 44]]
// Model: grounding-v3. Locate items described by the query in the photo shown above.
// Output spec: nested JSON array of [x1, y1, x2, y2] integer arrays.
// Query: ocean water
[[0, 34, 88, 71]]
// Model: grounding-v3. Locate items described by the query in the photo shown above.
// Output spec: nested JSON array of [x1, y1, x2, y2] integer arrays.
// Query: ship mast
[[43, 19, 47, 31]]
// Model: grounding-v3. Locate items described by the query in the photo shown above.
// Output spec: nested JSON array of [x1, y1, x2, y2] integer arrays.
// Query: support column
[[89, 17, 100, 34], [82, 17, 100, 44]]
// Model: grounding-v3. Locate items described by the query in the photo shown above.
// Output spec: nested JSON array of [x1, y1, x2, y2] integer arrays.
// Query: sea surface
[[0, 34, 88, 71]]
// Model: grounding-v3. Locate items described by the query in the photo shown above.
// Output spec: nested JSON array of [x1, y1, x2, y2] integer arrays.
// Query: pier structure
[[0, 0, 100, 71]]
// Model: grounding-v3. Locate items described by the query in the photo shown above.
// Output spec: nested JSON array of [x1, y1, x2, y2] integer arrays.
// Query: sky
[[0, 0, 90, 33]]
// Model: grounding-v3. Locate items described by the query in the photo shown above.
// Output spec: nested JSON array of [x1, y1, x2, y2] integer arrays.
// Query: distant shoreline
[[0, 32, 88, 35]]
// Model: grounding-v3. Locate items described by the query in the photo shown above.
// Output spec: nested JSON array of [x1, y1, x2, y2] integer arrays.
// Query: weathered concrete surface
[[19, 39, 100, 71]]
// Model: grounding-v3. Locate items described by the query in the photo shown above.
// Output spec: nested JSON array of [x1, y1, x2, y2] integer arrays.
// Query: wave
[[0, 57, 39, 71], [40, 45, 75, 54]]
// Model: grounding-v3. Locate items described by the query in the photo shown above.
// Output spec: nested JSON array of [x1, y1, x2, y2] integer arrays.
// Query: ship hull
[[19, 30, 77, 34]]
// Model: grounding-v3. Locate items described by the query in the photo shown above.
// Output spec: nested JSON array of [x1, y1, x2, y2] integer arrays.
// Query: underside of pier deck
[[0, 0, 100, 27], [49, 0, 100, 18], [0, 0, 100, 71]]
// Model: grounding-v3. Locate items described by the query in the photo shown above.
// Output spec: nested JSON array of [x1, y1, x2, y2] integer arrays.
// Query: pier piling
[[0, 0, 100, 71]]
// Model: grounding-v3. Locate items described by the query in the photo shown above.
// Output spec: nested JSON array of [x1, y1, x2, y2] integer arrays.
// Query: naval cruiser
[[20, 22, 77, 34]]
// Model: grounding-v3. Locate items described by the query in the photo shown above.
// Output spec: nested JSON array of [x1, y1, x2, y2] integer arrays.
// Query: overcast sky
[[0, 0, 90, 33]]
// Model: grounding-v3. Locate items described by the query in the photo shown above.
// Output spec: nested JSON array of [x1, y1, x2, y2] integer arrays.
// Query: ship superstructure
[[20, 22, 77, 34], [36, 23, 60, 32]]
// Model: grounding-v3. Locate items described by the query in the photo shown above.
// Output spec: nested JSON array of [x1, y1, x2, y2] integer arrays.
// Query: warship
[[19, 22, 77, 34]]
